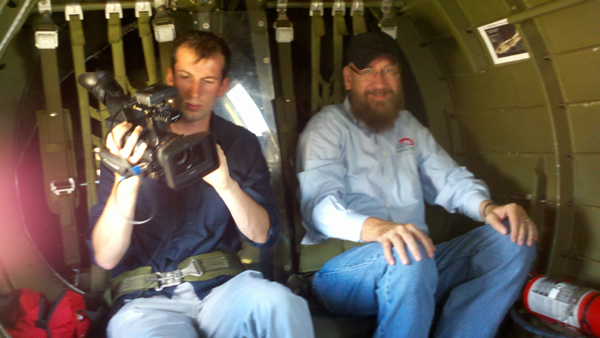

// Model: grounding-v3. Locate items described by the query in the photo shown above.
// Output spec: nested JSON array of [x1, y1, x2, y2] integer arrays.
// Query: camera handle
[[97, 148, 130, 176]]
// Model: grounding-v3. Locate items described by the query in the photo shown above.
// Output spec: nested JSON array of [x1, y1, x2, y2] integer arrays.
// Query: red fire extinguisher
[[523, 275, 600, 337]]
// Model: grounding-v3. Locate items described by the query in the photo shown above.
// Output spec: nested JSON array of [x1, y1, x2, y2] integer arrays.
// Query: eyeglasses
[[350, 66, 400, 81]]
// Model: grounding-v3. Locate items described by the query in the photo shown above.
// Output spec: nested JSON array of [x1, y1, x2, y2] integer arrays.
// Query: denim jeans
[[107, 270, 314, 338], [312, 225, 536, 338]]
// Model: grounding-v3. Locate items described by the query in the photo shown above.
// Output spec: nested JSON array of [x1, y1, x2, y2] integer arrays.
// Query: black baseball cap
[[346, 31, 402, 70]]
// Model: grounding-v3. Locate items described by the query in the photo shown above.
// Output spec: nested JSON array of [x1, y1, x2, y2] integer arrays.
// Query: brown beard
[[348, 88, 404, 133]]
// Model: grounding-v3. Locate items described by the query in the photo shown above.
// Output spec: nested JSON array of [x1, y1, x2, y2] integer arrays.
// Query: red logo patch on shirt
[[395, 138, 415, 153], [399, 138, 414, 145]]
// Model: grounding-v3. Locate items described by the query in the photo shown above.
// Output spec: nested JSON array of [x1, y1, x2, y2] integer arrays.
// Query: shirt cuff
[[344, 212, 370, 242], [465, 192, 491, 222], [312, 200, 370, 243]]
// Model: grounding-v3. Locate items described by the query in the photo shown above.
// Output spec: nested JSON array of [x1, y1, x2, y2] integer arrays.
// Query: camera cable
[[105, 108, 157, 225]]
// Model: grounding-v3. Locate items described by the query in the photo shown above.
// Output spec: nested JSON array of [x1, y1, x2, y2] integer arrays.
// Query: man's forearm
[[215, 179, 270, 244], [92, 175, 141, 269], [360, 217, 392, 242]]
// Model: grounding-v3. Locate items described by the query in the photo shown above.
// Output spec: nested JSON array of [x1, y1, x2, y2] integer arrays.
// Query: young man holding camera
[[90, 31, 313, 338]]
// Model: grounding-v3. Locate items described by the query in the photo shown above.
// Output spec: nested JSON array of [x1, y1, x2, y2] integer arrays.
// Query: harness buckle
[[50, 178, 75, 195], [155, 259, 204, 291]]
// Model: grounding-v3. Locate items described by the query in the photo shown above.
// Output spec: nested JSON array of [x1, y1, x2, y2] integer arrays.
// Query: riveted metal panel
[[403, 1, 452, 39], [553, 51, 600, 103], [394, 15, 454, 151], [524, 0, 562, 8], [461, 153, 558, 203], [449, 61, 546, 113], [572, 156, 600, 206], [568, 105, 600, 153], [455, 0, 510, 25], [534, 0, 600, 54], [456, 106, 554, 153], [569, 206, 600, 260], [433, 0, 489, 72], [563, 257, 600, 285], [429, 38, 472, 76]]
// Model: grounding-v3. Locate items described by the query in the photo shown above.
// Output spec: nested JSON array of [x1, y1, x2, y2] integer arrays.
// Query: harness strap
[[310, 3, 325, 115], [105, 251, 245, 306], [332, 0, 348, 104], [36, 13, 81, 268], [68, 11, 98, 211], [351, 0, 367, 35], [108, 12, 130, 93], [138, 10, 159, 86]]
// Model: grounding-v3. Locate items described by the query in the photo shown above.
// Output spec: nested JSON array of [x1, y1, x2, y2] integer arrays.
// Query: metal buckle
[[135, 0, 152, 17], [38, 0, 52, 14], [275, 0, 293, 43], [155, 259, 204, 291], [65, 3, 84, 21], [105, 1, 123, 19], [309, 0, 323, 16], [351, 0, 364, 16], [35, 30, 59, 49], [379, 0, 397, 39], [152, 7, 176, 42], [332, 0, 345, 16], [50, 178, 75, 195]]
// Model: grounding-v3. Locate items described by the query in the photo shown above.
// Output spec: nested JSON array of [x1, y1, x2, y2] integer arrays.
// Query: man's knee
[[107, 303, 199, 338], [232, 271, 309, 316], [483, 225, 537, 273], [385, 253, 439, 293]]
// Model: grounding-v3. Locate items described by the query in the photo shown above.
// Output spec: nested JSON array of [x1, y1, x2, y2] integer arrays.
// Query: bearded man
[[297, 31, 538, 338]]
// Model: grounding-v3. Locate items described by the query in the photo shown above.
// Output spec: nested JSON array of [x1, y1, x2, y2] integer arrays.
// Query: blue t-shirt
[[89, 114, 279, 303]]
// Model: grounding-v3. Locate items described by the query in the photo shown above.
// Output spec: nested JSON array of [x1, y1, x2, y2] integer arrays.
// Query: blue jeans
[[107, 271, 314, 338], [312, 225, 536, 338]]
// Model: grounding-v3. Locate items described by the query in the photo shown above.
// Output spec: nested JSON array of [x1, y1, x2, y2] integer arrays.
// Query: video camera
[[78, 71, 219, 190]]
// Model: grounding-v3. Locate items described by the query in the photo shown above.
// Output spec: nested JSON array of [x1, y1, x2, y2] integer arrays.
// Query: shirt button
[[386, 204, 390, 208], [383, 152, 387, 155]]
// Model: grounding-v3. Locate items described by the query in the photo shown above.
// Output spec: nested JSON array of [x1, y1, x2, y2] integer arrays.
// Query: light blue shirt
[[297, 99, 490, 245]]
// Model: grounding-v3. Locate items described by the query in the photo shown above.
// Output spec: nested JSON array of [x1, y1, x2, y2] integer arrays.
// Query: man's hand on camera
[[361, 218, 436, 266], [203, 144, 234, 191], [106, 121, 148, 165]]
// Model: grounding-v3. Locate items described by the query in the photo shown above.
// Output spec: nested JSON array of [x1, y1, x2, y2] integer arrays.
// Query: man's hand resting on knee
[[361, 218, 436, 266], [480, 200, 539, 247]]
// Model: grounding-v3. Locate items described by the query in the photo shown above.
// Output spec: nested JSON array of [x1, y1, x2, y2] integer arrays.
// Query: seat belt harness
[[105, 251, 245, 306]]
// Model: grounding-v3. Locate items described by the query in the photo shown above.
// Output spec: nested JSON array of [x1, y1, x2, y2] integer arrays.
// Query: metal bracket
[[153, 0, 167, 7], [105, 1, 123, 19], [275, 0, 293, 43], [379, 0, 397, 39], [153, 21, 176, 42], [309, 0, 323, 16], [276, 0, 287, 11], [351, 0, 364, 16], [35, 31, 58, 49], [332, 0, 345, 16], [35, 21, 59, 49], [50, 178, 76, 195], [381, 0, 393, 13], [155, 259, 204, 291], [65, 3, 84, 21], [37, 0, 52, 14], [153, 6, 176, 42], [135, 0, 152, 17]]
